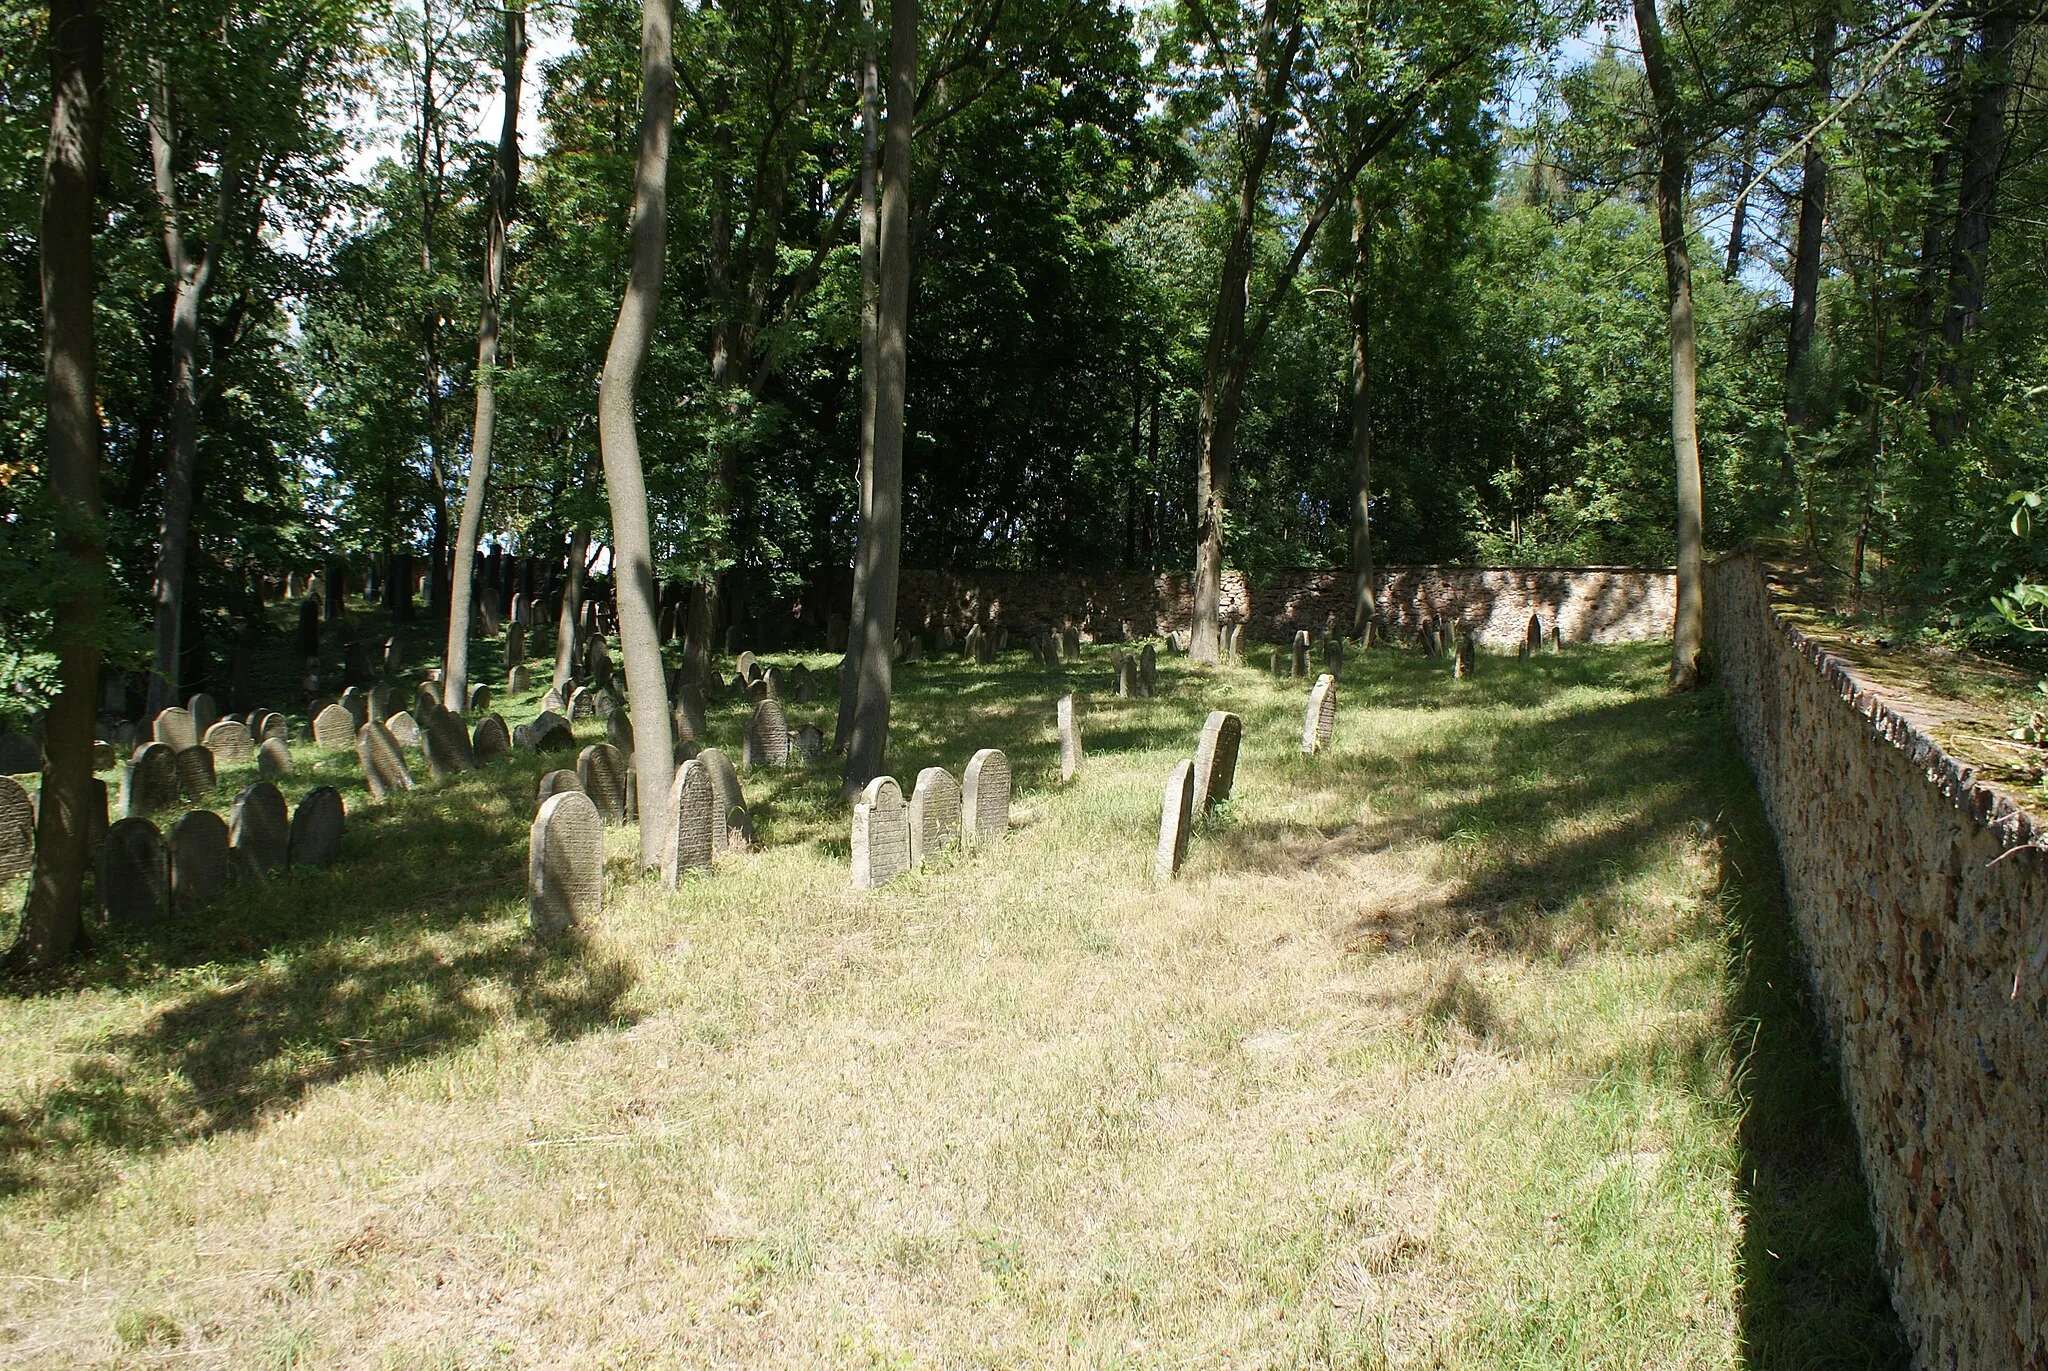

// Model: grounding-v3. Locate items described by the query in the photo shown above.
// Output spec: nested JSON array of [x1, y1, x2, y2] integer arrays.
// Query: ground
[[0, 611, 1905, 1368]]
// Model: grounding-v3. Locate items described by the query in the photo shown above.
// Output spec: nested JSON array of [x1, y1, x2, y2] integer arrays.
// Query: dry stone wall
[[1705, 545, 2048, 1371]]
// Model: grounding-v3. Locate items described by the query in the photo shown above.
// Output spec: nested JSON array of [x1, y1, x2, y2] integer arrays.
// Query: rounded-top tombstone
[[471, 713, 512, 763], [356, 720, 415, 800], [577, 743, 628, 825], [203, 719, 256, 764], [152, 705, 197, 753], [1191, 710, 1242, 815], [743, 699, 790, 770], [1154, 758, 1195, 883], [420, 705, 480, 779], [257, 737, 294, 778], [99, 817, 169, 924], [385, 710, 420, 749], [313, 702, 357, 750], [1138, 644, 1157, 697], [1301, 674, 1337, 755], [697, 747, 746, 855], [851, 775, 909, 890], [537, 768, 583, 806], [185, 692, 219, 736], [0, 774, 33, 881], [908, 767, 961, 869], [605, 708, 634, 756], [659, 759, 714, 888], [168, 809, 232, 913], [175, 745, 217, 800], [529, 790, 602, 936], [122, 742, 180, 817], [288, 786, 346, 868], [961, 748, 1012, 849], [230, 781, 289, 877]]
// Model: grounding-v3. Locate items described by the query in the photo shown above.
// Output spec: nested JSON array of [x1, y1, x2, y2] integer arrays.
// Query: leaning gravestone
[[153, 705, 198, 753], [908, 767, 961, 869], [961, 748, 1012, 849], [735, 650, 758, 684], [672, 684, 706, 742], [415, 682, 441, 717], [792, 724, 823, 761], [0, 775, 32, 880], [1192, 710, 1242, 815], [100, 817, 169, 924], [356, 720, 415, 799], [1291, 630, 1311, 679], [168, 809, 232, 914], [659, 759, 714, 888], [288, 786, 345, 868], [762, 665, 785, 700], [313, 703, 357, 750], [229, 781, 289, 876], [1058, 693, 1082, 782], [1301, 674, 1337, 755], [122, 743, 179, 817], [851, 775, 910, 889], [203, 719, 255, 764], [420, 705, 479, 779], [577, 743, 628, 825], [743, 699, 790, 769], [698, 748, 746, 855], [257, 738, 294, 778], [1154, 758, 1195, 882], [384, 710, 420, 748], [529, 790, 603, 935], [186, 692, 219, 736], [1138, 644, 1157, 698], [472, 713, 512, 763], [175, 745, 216, 799]]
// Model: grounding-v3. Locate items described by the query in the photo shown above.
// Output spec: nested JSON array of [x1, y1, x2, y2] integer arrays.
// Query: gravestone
[[202, 720, 255, 764], [938, 625, 957, 652], [168, 809, 232, 913], [1454, 630, 1476, 680], [510, 592, 528, 628], [735, 650, 759, 684], [762, 665, 785, 700], [1138, 644, 1157, 698], [313, 703, 357, 750], [478, 596, 501, 637], [384, 710, 420, 748], [1192, 710, 1242, 814], [1325, 636, 1344, 678], [606, 708, 634, 755], [623, 764, 638, 824], [577, 743, 628, 824], [850, 775, 909, 889], [1154, 759, 1195, 882], [175, 745, 216, 799], [343, 640, 376, 686], [567, 686, 595, 721], [100, 817, 169, 924], [1301, 674, 1337, 755], [528, 711, 575, 753], [121, 743, 179, 817], [1115, 653, 1137, 698], [367, 685, 395, 724], [975, 627, 995, 666], [790, 665, 818, 703], [341, 687, 368, 731], [539, 683, 568, 714], [1058, 693, 1082, 782], [0, 775, 32, 880], [1526, 613, 1544, 657], [257, 738, 294, 778], [0, 729, 40, 775], [993, 626, 1008, 654], [961, 748, 1011, 849], [529, 790, 603, 936], [963, 625, 984, 665], [1062, 627, 1080, 662], [186, 692, 218, 736], [471, 713, 511, 762], [383, 636, 403, 672], [257, 712, 288, 743], [698, 748, 746, 855], [297, 595, 322, 658], [467, 684, 491, 715], [415, 682, 441, 716], [420, 705, 479, 778], [826, 613, 847, 652], [505, 623, 526, 671], [1548, 621, 1563, 652], [537, 769, 582, 804], [743, 699, 790, 769], [1221, 623, 1241, 664], [153, 705, 198, 752], [92, 741, 117, 772], [672, 684, 706, 742], [902, 635, 923, 664], [356, 720, 415, 799], [658, 759, 714, 888], [507, 665, 530, 695], [1291, 630, 1311, 679], [908, 767, 961, 869], [229, 781, 289, 876], [792, 724, 823, 761], [288, 786, 345, 868], [1417, 616, 1438, 657]]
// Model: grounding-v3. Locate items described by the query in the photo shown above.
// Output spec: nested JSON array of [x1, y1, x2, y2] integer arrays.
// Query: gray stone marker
[[908, 766, 961, 869], [1154, 758, 1195, 882], [1525, 613, 1543, 657], [356, 720, 415, 799], [230, 781, 289, 877], [100, 817, 169, 924], [368, 685, 395, 724], [961, 748, 1011, 849], [479, 596, 501, 637], [467, 683, 492, 714], [0, 729, 39, 774], [415, 682, 441, 716], [420, 705, 479, 779], [744, 699, 790, 769], [168, 809, 232, 913], [529, 790, 603, 935], [341, 687, 368, 731], [659, 759, 714, 888], [673, 684, 707, 742], [175, 745, 217, 799], [385, 710, 420, 748], [187, 692, 219, 736], [567, 686, 595, 721], [472, 713, 512, 763], [528, 711, 575, 752], [1058, 693, 1082, 782], [257, 737, 294, 778], [698, 747, 746, 855], [1062, 627, 1080, 662], [313, 702, 357, 750], [793, 724, 823, 761], [605, 708, 634, 755], [120, 743, 179, 819], [1291, 630, 1311, 679], [288, 786, 345, 868], [1192, 710, 1242, 814], [384, 636, 404, 671], [791, 665, 818, 703], [1325, 636, 1344, 678], [537, 769, 583, 805], [153, 705, 198, 753], [1115, 652, 1136, 698], [851, 775, 910, 889], [1138, 644, 1157, 698], [257, 712, 288, 743], [735, 650, 758, 684], [511, 593, 528, 628], [973, 626, 995, 666], [762, 665, 785, 700], [507, 665, 530, 695], [577, 743, 628, 825], [505, 623, 526, 671], [1301, 674, 1337, 755], [0, 775, 32, 881], [1454, 629, 1476, 680], [203, 719, 255, 764]]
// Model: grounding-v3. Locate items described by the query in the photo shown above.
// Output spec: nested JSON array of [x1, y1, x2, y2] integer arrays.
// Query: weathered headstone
[[735, 650, 759, 684], [1062, 627, 1080, 662], [567, 686, 595, 721], [186, 692, 219, 736], [577, 743, 628, 824], [510, 592, 528, 628], [1154, 758, 1195, 882], [0, 775, 32, 880], [1115, 652, 1137, 698], [1325, 636, 1344, 678], [529, 790, 603, 936], [504, 623, 526, 671], [384, 636, 404, 672], [1138, 644, 1157, 698], [1526, 613, 1544, 658], [851, 775, 909, 889], [313, 703, 357, 750], [743, 699, 790, 769], [762, 665, 786, 700], [539, 682, 568, 714], [527, 711, 575, 752], [605, 708, 634, 756], [175, 745, 216, 799], [168, 809, 232, 913], [257, 712, 288, 743], [1417, 616, 1438, 657], [288, 786, 345, 868], [100, 817, 169, 923], [356, 720, 415, 799], [537, 769, 582, 804], [472, 713, 511, 762], [1548, 621, 1563, 652], [974, 626, 995, 666], [507, 665, 530, 695], [908, 767, 961, 869], [792, 723, 823, 761], [698, 748, 746, 855], [415, 681, 441, 716], [672, 684, 706, 742], [1291, 629, 1311, 679], [961, 748, 1011, 849], [257, 737, 294, 778], [1192, 710, 1242, 814], [229, 781, 289, 876], [384, 710, 420, 749], [1058, 693, 1082, 782], [1301, 674, 1337, 755], [790, 665, 818, 703], [0, 729, 39, 774], [420, 705, 479, 779], [202, 719, 255, 764], [466, 683, 491, 715], [659, 759, 714, 888], [1454, 629, 1476, 680], [152, 705, 198, 753], [341, 686, 368, 731]]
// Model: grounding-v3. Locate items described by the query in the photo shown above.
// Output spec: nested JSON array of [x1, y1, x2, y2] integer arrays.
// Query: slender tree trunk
[[1934, 4, 2019, 444], [1783, 0, 1836, 466], [9, 0, 105, 972], [417, 21, 448, 618], [842, 0, 914, 795], [1635, 0, 1704, 689], [1723, 144, 1752, 282], [553, 525, 587, 690], [598, 0, 676, 868], [838, 15, 881, 753], [444, 6, 525, 710], [1348, 184, 1376, 634]]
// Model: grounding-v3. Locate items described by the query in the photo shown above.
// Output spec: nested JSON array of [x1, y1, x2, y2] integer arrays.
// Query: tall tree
[[599, 0, 677, 869], [1348, 184, 1375, 634], [9, 0, 106, 971], [838, 1, 881, 753], [842, 0, 916, 794], [444, 3, 527, 710], [1783, 0, 1836, 460], [1934, 0, 2021, 441]]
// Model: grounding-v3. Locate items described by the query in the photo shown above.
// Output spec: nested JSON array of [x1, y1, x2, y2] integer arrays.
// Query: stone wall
[[1704, 545, 2048, 1371], [887, 565, 1675, 649]]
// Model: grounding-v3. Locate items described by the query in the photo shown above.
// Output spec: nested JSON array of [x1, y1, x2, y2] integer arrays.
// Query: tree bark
[[1934, 3, 2019, 443], [1783, 0, 1836, 459], [838, 7, 881, 753], [1348, 184, 1375, 634], [10, 0, 106, 972], [553, 525, 588, 690], [842, 0, 915, 795], [598, 0, 676, 869], [1634, 0, 1704, 689], [444, 5, 526, 711]]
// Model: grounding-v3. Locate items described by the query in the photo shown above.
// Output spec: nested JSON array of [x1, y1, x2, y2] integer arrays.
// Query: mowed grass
[[0, 633, 1904, 1368]]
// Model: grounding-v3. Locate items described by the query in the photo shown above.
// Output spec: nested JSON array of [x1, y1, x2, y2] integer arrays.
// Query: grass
[[0, 615, 1904, 1368]]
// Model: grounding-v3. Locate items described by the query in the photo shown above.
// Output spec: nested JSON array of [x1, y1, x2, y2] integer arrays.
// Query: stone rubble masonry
[[1705, 544, 2048, 1371], [890, 565, 1673, 649]]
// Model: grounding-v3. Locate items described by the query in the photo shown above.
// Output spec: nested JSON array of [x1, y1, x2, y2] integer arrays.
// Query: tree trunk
[[553, 525, 588, 690], [444, 5, 525, 711], [1934, 4, 2019, 443], [1635, 0, 1704, 689], [9, 0, 106, 972], [1348, 184, 1375, 634], [1783, 0, 1836, 460], [1723, 144, 1752, 282], [838, 8, 881, 753], [598, 0, 676, 869], [842, 0, 914, 795]]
